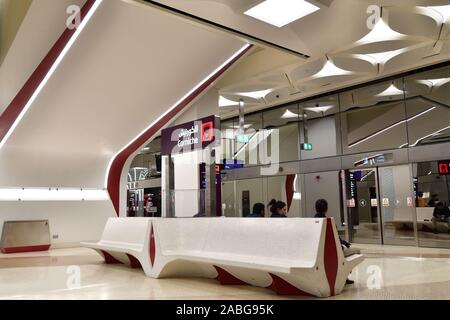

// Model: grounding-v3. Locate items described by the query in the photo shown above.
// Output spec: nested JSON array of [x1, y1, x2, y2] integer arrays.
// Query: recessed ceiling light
[[417, 78, 450, 88], [281, 109, 300, 119], [142, 147, 150, 151], [219, 96, 239, 107], [312, 60, 352, 79], [357, 18, 406, 45], [244, 0, 320, 28], [376, 84, 404, 97], [304, 105, 334, 113], [426, 5, 450, 22], [353, 48, 406, 65], [238, 89, 272, 100]]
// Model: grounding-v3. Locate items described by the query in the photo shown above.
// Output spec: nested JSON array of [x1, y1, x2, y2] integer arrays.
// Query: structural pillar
[[162, 155, 175, 218], [205, 147, 216, 217]]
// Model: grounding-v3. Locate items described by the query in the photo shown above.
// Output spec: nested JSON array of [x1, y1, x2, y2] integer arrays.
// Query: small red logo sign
[[201, 121, 214, 142]]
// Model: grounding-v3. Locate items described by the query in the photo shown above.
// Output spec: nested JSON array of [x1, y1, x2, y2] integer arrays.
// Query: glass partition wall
[[221, 63, 450, 248]]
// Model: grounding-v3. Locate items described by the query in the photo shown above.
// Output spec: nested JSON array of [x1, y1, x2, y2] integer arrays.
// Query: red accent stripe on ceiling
[[324, 218, 338, 296], [106, 45, 252, 216], [0, 0, 97, 144]]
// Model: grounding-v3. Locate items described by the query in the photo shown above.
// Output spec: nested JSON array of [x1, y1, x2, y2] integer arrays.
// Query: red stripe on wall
[[324, 218, 339, 296], [0, 0, 97, 143], [106, 45, 252, 216]]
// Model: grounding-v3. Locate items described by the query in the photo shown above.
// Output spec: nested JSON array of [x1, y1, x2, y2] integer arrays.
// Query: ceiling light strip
[[410, 125, 450, 147], [348, 106, 436, 148], [0, 188, 109, 201], [0, 0, 103, 150]]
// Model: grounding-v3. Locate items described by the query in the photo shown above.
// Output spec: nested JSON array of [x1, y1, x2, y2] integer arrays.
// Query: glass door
[[378, 165, 417, 246], [346, 168, 382, 244], [413, 161, 450, 249]]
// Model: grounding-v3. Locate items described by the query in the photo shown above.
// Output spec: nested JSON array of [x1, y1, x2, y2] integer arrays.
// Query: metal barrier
[[1, 220, 51, 253]]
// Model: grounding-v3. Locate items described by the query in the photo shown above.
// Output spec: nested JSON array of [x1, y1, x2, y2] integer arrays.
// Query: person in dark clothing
[[314, 199, 354, 285], [270, 201, 287, 218], [433, 202, 450, 218], [427, 194, 439, 207], [432, 202, 450, 234], [268, 199, 277, 216], [248, 203, 265, 217]]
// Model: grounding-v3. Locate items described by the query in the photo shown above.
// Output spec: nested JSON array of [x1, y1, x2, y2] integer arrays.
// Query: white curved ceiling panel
[[0, 0, 245, 188]]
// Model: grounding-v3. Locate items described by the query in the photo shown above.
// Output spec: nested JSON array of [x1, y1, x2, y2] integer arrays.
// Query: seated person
[[432, 202, 450, 234], [314, 199, 356, 285], [270, 201, 288, 218], [248, 203, 265, 217]]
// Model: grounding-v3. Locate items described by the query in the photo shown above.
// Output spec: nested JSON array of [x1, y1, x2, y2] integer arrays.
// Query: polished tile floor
[[0, 244, 449, 300]]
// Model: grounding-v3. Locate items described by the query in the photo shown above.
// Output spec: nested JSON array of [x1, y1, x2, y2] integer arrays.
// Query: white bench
[[81, 217, 363, 297]]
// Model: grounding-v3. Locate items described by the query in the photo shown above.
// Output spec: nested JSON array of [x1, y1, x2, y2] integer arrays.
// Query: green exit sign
[[237, 134, 250, 143], [301, 143, 313, 151]]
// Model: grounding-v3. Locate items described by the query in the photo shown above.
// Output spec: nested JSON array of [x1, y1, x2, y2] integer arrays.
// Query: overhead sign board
[[161, 115, 220, 156]]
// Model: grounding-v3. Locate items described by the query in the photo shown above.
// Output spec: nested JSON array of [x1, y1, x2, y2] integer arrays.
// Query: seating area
[[81, 217, 364, 298]]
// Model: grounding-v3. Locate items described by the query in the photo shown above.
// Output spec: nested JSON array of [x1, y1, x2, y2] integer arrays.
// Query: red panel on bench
[[214, 266, 247, 285], [324, 218, 338, 296], [127, 254, 142, 269], [150, 224, 155, 267], [101, 250, 122, 264], [267, 273, 313, 296]]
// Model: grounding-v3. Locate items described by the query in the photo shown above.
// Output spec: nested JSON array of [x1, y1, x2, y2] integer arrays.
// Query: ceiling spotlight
[[244, 0, 320, 28]]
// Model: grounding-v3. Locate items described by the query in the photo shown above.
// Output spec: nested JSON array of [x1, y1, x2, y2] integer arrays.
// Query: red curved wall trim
[[107, 45, 252, 215], [285, 174, 295, 211], [324, 218, 338, 296], [0, 0, 97, 143]]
